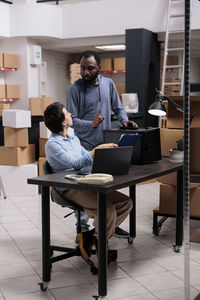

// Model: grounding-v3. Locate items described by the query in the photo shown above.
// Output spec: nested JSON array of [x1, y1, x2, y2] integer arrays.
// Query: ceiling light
[[95, 45, 126, 51]]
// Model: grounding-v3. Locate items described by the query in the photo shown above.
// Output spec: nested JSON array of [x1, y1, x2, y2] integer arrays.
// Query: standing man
[[67, 50, 137, 237]]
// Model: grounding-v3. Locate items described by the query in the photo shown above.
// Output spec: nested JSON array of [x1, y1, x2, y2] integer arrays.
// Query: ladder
[[161, 0, 185, 96]]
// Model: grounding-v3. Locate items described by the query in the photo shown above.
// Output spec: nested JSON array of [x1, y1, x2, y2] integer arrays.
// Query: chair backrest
[[42, 160, 83, 211]]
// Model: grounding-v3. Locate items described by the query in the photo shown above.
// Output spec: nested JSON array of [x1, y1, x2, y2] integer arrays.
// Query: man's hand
[[91, 143, 118, 157], [92, 108, 105, 128], [122, 120, 138, 128]]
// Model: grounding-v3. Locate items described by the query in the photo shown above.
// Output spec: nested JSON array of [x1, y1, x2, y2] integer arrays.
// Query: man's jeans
[[75, 210, 90, 232]]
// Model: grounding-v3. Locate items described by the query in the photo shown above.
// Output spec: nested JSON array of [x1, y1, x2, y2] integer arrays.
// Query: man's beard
[[82, 70, 99, 84]]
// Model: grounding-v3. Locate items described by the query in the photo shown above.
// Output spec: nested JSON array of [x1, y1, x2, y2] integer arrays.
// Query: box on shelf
[[191, 127, 200, 174], [115, 83, 125, 97], [157, 172, 200, 188], [100, 58, 113, 71], [0, 85, 6, 98], [159, 183, 200, 217], [3, 53, 18, 69], [39, 138, 48, 157], [6, 85, 20, 99], [4, 127, 29, 147], [39, 121, 51, 138], [0, 53, 3, 67], [0, 163, 38, 196], [29, 97, 53, 116], [38, 157, 46, 176], [2, 109, 31, 128], [113, 57, 125, 71], [160, 128, 183, 157], [167, 96, 200, 129], [70, 63, 80, 72], [0, 144, 35, 166], [0, 103, 10, 116], [160, 56, 178, 69]]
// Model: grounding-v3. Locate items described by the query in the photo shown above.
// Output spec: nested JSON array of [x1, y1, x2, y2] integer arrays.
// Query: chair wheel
[[38, 282, 48, 291], [90, 266, 98, 275], [128, 236, 133, 244]]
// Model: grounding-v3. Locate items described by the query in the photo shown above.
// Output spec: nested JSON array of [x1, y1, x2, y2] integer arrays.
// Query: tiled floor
[[0, 182, 200, 300]]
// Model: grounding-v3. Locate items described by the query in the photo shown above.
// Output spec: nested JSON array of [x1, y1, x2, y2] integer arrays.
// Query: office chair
[[42, 160, 98, 282]]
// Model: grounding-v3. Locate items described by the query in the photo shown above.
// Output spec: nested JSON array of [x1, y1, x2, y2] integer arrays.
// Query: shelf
[[0, 67, 18, 71], [0, 98, 19, 102], [99, 70, 125, 74]]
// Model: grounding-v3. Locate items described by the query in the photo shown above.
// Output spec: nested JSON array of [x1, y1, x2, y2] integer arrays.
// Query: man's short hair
[[44, 102, 65, 134], [80, 50, 101, 66]]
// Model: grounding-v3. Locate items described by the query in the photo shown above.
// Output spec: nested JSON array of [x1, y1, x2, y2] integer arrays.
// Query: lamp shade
[[148, 95, 167, 116]]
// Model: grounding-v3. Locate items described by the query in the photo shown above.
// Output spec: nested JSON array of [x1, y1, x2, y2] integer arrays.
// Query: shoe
[[76, 228, 95, 260], [114, 226, 129, 238], [94, 239, 115, 264]]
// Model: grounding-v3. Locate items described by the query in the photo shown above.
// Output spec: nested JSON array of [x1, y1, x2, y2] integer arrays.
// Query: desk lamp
[[148, 90, 194, 124]]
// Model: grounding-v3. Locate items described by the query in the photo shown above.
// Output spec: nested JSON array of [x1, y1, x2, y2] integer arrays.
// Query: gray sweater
[[67, 75, 128, 150]]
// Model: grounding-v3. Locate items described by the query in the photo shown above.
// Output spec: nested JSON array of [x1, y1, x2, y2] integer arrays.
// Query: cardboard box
[[0, 85, 6, 98], [29, 97, 53, 116], [4, 127, 29, 147], [3, 53, 18, 69], [0, 163, 38, 196], [0, 53, 3, 67], [0, 144, 35, 166], [160, 128, 184, 157], [6, 85, 20, 99], [157, 172, 200, 188], [100, 58, 113, 71], [113, 57, 125, 71], [115, 83, 125, 96], [70, 63, 80, 72], [39, 138, 48, 157], [0, 103, 10, 116], [38, 157, 46, 176], [39, 121, 51, 138], [159, 184, 200, 217], [2, 109, 31, 128], [160, 56, 178, 69], [167, 96, 200, 129], [191, 127, 200, 173]]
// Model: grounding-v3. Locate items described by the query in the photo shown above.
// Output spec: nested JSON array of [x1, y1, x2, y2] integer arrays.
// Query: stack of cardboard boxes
[[100, 57, 126, 97], [0, 53, 20, 100], [29, 97, 53, 116], [0, 109, 35, 166], [156, 96, 200, 217], [160, 55, 181, 96], [0, 109, 37, 196], [69, 63, 80, 85]]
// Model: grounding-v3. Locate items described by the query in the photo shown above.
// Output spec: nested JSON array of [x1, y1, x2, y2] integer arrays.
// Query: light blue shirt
[[67, 75, 128, 150], [45, 133, 93, 174]]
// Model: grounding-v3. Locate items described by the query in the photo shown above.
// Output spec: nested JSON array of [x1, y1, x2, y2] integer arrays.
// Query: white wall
[[42, 50, 70, 107], [0, 3, 10, 38], [9, 3, 62, 38]]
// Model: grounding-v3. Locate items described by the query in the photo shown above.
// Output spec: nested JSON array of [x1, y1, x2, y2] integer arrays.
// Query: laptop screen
[[78, 147, 133, 176], [91, 146, 133, 175]]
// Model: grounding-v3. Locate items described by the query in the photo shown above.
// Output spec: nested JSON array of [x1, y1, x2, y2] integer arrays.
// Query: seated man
[[44, 102, 133, 260]]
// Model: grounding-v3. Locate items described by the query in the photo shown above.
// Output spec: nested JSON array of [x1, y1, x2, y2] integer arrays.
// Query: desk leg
[[129, 185, 136, 241], [97, 192, 107, 297], [175, 169, 183, 252], [41, 186, 51, 286]]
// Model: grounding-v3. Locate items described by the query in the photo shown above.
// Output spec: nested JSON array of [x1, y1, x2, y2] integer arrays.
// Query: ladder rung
[[165, 65, 184, 69], [170, 14, 184, 18], [167, 47, 184, 51], [164, 82, 182, 86], [171, 0, 184, 2], [169, 30, 184, 34]]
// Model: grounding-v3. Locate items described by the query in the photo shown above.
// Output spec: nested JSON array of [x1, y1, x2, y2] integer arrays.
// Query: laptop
[[78, 146, 133, 176]]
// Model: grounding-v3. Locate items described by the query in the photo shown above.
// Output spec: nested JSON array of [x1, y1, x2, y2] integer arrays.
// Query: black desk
[[27, 158, 183, 298]]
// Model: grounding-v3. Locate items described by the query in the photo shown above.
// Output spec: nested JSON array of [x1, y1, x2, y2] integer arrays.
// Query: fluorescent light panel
[[95, 45, 125, 51]]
